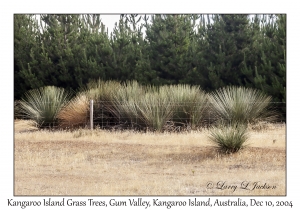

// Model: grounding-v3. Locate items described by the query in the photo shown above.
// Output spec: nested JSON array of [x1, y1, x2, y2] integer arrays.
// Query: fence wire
[[14, 100, 286, 134]]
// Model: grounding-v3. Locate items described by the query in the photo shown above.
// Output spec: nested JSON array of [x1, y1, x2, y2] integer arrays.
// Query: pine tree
[[14, 14, 43, 99], [78, 14, 110, 85], [15, 14, 112, 98], [183, 15, 211, 88], [38, 14, 85, 89], [125, 14, 149, 82], [103, 15, 135, 81], [143, 14, 195, 85], [199, 14, 252, 89], [253, 15, 286, 117], [238, 14, 286, 118]]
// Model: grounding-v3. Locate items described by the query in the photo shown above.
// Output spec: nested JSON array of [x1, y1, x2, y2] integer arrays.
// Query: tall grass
[[85, 79, 121, 102], [18, 86, 71, 127], [207, 86, 276, 153], [209, 86, 277, 125]]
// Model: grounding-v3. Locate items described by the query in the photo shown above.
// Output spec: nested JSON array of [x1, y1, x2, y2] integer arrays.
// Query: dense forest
[[14, 14, 286, 118]]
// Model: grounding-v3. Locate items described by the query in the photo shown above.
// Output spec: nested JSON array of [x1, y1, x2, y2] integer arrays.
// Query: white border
[[2, 0, 299, 209]]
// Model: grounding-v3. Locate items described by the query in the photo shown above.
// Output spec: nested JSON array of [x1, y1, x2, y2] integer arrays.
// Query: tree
[[143, 15, 195, 85], [186, 14, 216, 89], [14, 14, 42, 99], [15, 14, 113, 98], [198, 15, 252, 90], [240, 15, 286, 118], [105, 15, 135, 81], [38, 14, 85, 89], [253, 15, 286, 117]]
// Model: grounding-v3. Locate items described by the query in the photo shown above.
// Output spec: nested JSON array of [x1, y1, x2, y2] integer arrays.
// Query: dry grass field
[[14, 120, 286, 196]]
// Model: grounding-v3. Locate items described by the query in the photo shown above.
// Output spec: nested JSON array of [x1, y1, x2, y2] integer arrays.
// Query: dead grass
[[57, 93, 89, 128], [14, 121, 286, 196], [14, 119, 39, 133]]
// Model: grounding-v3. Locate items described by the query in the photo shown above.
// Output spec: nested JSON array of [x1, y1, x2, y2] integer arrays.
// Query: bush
[[208, 122, 249, 153], [85, 79, 121, 127], [137, 89, 173, 132], [163, 84, 210, 129], [82, 80, 211, 131], [209, 86, 277, 125], [111, 81, 146, 127], [18, 86, 71, 127]]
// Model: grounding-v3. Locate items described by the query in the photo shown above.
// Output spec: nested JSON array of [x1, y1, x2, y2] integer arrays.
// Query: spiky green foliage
[[85, 79, 121, 102], [209, 86, 276, 125], [57, 93, 90, 128], [164, 84, 210, 129], [85, 79, 121, 126], [18, 86, 71, 127], [82, 80, 212, 131], [112, 81, 146, 127], [208, 122, 249, 153], [137, 89, 173, 132]]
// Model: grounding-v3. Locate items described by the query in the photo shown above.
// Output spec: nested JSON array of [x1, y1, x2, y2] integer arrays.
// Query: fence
[[14, 100, 286, 132]]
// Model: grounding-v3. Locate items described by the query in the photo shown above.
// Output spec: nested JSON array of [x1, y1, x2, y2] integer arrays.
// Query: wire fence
[[14, 100, 286, 134]]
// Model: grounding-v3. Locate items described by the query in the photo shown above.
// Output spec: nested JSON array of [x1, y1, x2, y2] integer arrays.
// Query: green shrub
[[163, 84, 209, 129], [208, 122, 249, 153], [137, 89, 174, 132], [18, 86, 71, 127], [209, 86, 277, 125], [112, 81, 146, 127], [85, 79, 121, 126]]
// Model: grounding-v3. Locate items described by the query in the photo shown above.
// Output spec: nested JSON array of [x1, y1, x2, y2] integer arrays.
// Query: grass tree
[[164, 84, 210, 129], [112, 81, 147, 128], [85, 79, 121, 127], [18, 86, 71, 127], [208, 122, 249, 154], [138, 88, 174, 132], [57, 92, 90, 128], [209, 86, 277, 125], [207, 86, 277, 153]]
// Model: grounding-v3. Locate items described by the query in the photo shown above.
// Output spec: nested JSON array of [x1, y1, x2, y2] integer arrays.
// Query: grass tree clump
[[208, 122, 249, 154], [112, 81, 146, 127], [18, 86, 71, 127], [57, 93, 90, 128], [209, 86, 277, 125], [86, 79, 121, 102], [138, 88, 174, 132], [207, 86, 276, 153], [85, 79, 121, 126], [164, 84, 210, 129]]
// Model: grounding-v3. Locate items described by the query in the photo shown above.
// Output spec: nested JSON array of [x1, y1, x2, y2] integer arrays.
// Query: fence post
[[90, 99, 93, 130]]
